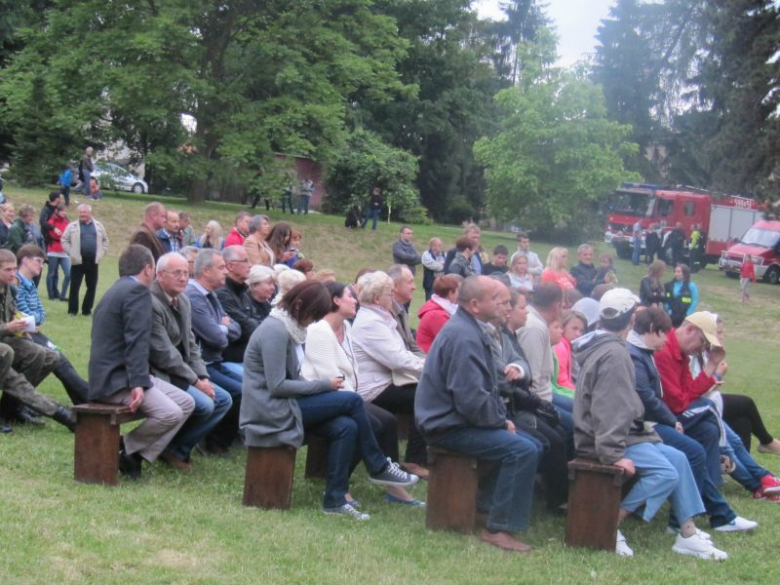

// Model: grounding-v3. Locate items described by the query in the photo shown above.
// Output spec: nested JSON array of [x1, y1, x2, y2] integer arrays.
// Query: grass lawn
[[1, 186, 779, 584]]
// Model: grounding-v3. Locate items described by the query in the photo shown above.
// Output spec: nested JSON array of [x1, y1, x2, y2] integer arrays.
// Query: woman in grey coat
[[239, 281, 417, 520]]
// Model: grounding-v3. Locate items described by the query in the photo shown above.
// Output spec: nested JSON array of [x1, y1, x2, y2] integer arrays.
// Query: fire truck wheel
[[763, 266, 779, 285]]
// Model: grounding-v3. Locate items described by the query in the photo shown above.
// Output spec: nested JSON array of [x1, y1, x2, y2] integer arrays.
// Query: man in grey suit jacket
[[149, 252, 232, 469], [89, 245, 194, 478]]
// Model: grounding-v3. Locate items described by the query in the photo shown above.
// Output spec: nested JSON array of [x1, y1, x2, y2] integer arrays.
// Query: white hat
[[599, 288, 640, 319], [572, 298, 600, 327]]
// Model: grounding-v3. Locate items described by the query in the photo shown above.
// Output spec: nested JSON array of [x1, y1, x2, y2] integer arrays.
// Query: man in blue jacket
[[415, 275, 538, 553]]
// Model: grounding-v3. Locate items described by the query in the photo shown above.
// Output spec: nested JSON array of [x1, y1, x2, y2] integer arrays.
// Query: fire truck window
[[658, 199, 673, 216], [683, 201, 695, 216]]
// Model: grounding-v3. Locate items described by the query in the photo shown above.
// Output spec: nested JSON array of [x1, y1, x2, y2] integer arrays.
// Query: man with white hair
[[149, 252, 232, 469], [215, 245, 256, 366], [61, 203, 109, 317], [569, 244, 598, 297], [386, 264, 425, 358]]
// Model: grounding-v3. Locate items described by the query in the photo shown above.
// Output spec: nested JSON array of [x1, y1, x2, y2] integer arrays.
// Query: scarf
[[270, 306, 307, 344], [431, 294, 457, 316]]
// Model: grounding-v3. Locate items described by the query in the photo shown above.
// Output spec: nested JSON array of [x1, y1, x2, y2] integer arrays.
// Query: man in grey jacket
[[149, 252, 232, 469], [416, 275, 539, 553], [391, 226, 421, 275], [61, 204, 109, 317]]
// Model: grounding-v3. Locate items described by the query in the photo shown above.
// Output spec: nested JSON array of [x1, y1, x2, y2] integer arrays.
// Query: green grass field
[[1, 186, 779, 584]]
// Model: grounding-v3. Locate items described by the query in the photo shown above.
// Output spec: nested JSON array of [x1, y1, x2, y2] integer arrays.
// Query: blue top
[[668, 280, 699, 316], [15, 272, 46, 325], [59, 169, 72, 187]]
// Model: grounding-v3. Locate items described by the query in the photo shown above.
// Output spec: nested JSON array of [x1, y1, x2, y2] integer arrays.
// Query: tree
[[474, 65, 639, 239]]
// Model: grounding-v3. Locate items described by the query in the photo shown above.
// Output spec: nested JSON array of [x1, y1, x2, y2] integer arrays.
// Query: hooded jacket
[[626, 331, 678, 428], [573, 331, 659, 465], [416, 298, 452, 353]]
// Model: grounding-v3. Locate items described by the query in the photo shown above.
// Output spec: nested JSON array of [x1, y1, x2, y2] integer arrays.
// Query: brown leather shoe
[[479, 530, 533, 553], [159, 451, 192, 472]]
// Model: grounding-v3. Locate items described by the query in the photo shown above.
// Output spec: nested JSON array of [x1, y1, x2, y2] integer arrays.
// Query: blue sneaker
[[384, 493, 426, 508]]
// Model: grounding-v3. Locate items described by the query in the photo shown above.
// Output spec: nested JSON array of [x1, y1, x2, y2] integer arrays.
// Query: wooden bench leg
[[74, 412, 121, 486], [305, 435, 328, 480], [243, 447, 297, 510], [426, 450, 479, 534], [565, 462, 625, 551]]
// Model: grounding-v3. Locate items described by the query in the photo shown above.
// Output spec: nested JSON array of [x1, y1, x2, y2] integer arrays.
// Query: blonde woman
[[541, 247, 575, 290], [196, 220, 225, 250]]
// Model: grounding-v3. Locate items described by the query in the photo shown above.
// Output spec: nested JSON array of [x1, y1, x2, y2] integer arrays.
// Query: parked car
[[91, 162, 148, 194], [718, 219, 780, 284]]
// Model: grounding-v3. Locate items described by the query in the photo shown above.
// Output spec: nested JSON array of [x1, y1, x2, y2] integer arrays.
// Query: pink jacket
[[554, 337, 575, 390]]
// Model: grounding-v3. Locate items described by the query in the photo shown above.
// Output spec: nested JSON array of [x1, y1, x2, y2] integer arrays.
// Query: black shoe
[[52, 406, 76, 433], [15, 405, 46, 426], [59, 297, 68, 302], [1, 424, 11, 433], [118, 447, 143, 479]]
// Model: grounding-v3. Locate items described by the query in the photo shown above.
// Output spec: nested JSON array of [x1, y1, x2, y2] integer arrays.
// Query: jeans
[[430, 426, 538, 533], [513, 414, 569, 510], [281, 195, 293, 213], [622, 442, 705, 524], [678, 402, 724, 486], [220, 362, 244, 378], [205, 362, 243, 450], [61, 186, 70, 206], [46, 255, 71, 300], [722, 423, 770, 493], [297, 391, 388, 509], [297, 195, 310, 215], [551, 393, 575, 457], [362, 208, 380, 230], [166, 384, 232, 460], [632, 237, 642, 265], [655, 424, 736, 528], [68, 260, 98, 315], [83, 170, 91, 198]]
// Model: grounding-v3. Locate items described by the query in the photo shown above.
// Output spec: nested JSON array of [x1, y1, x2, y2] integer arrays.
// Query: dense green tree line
[[1, 0, 639, 234]]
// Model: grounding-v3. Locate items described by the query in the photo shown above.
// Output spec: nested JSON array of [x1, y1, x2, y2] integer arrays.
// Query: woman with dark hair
[[303, 281, 423, 506], [664, 263, 698, 327], [240, 280, 417, 520], [416, 274, 462, 353], [640, 260, 667, 307], [266, 222, 295, 265]]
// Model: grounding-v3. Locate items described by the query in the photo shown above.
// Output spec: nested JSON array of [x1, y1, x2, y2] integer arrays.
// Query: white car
[[92, 162, 148, 194]]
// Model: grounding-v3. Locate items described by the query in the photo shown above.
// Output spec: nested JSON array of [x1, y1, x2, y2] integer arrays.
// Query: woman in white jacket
[[303, 281, 424, 506], [351, 271, 428, 478]]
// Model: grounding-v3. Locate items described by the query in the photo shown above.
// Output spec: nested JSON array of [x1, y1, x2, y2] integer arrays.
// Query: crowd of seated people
[[2, 196, 779, 560]]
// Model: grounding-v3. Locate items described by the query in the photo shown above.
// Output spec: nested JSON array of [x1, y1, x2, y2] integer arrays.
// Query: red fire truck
[[604, 183, 763, 268], [718, 219, 780, 284]]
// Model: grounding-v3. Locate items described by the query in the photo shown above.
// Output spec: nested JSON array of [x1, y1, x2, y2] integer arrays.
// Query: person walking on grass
[[740, 257, 755, 302]]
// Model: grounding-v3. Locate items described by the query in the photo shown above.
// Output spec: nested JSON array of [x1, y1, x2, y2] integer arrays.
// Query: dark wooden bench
[[243, 446, 298, 510], [565, 458, 628, 551], [425, 447, 482, 534], [73, 403, 145, 486]]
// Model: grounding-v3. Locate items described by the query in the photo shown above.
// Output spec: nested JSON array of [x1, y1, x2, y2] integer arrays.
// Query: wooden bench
[[243, 446, 297, 510], [73, 403, 145, 486], [565, 458, 628, 551], [426, 447, 482, 534]]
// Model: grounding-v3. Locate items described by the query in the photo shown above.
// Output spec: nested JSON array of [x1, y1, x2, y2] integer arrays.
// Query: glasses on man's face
[[163, 269, 189, 279], [30, 257, 45, 264]]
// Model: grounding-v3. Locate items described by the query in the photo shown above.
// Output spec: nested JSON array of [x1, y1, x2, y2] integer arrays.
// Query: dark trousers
[[30, 332, 88, 404], [513, 415, 569, 511], [205, 362, 243, 450], [429, 426, 538, 533], [68, 260, 98, 316], [722, 393, 774, 451], [361, 208, 380, 230], [298, 391, 387, 508], [655, 424, 736, 529], [373, 383, 427, 466], [364, 401, 399, 463]]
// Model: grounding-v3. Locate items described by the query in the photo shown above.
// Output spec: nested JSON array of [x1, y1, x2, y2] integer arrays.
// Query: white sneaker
[[714, 516, 758, 532], [322, 503, 370, 521], [666, 527, 712, 542], [615, 530, 634, 557], [672, 532, 728, 560]]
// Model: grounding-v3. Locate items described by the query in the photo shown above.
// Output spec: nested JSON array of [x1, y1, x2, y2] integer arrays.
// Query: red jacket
[[740, 260, 756, 281], [654, 328, 717, 414], [224, 227, 246, 248], [416, 299, 452, 353], [47, 214, 70, 254]]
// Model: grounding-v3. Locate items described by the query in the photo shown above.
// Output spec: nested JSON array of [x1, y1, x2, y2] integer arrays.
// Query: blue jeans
[[678, 401, 724, 486], [220, 362, 244, 378], [622, 442, 705, 524], [551, 393, 575, 456], [297, 391, 388, 509], [166, 384, 232, 460], [297, 195, 310, 215], [82, 170, 91, 198], [722, 423, 770, 492], [632, 237, 641, 265], [46, 255, 71, 300], [655, 424, 736, 528], [429, 426, 538, 533], [362, 208, 380, 230], [205, 362, 243, 450]]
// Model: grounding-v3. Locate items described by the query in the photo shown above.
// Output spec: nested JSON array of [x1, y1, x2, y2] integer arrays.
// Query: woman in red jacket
[[416, 274, 462, 353], [46, 205, 71, 301]]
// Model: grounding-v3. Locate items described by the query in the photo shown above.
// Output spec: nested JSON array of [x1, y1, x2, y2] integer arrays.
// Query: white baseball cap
[[599, 288, 640, 319]]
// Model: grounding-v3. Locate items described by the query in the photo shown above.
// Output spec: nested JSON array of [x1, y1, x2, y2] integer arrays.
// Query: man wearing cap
[[573, 289, 727, 559], [655, 311, 780, 505]]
